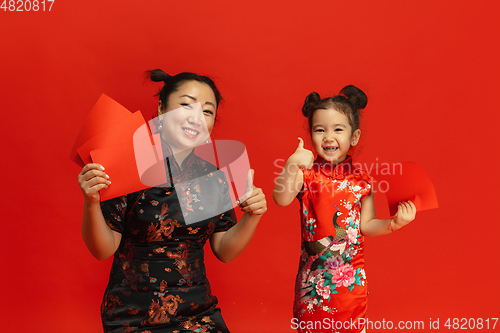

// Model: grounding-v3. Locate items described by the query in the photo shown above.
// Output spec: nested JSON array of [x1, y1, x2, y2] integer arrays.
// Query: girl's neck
[[320, 154, 349, 166]]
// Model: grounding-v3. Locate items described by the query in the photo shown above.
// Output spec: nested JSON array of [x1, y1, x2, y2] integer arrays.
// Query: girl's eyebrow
[[180, 94, 215, 108], [312, 123, 347, 128]]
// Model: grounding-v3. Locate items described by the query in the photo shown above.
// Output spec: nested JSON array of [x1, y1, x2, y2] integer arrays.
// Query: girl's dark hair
[[146, 69, 222, 113], [302, 85, 367, 133]]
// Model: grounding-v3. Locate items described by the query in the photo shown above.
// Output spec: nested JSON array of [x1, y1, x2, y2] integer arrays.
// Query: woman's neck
[[172, 148, 193, 171]]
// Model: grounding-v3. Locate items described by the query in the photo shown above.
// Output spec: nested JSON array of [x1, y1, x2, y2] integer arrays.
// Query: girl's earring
[[204, 140, 209, 145], [157, 118, 163, 131]]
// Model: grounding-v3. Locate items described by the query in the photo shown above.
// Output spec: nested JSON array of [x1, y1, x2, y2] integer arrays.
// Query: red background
[[1, 1, 499, 332]]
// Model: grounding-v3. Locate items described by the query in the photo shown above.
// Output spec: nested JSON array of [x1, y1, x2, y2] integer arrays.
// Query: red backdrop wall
[[1, 1, 499, 332]]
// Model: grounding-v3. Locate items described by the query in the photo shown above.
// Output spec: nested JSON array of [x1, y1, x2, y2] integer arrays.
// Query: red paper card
[[90, 143, 149, 201], [77, 111, 146, 165], [372, 162, 438, 216], [70, 94, 132, 166]]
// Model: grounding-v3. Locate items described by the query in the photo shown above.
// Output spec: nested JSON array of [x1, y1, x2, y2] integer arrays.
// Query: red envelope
[[90, 143, 149, 201], [70, 94, 132, 166], [373, 162, 438, 216], [77, 111, 147, 165]]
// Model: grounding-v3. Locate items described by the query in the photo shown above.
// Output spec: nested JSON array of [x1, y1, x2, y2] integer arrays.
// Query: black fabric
[[100, 151, 236, 333]]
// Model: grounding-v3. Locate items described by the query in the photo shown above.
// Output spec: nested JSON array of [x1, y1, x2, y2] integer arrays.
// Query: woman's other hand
[[239, 169, 267, 216], [78, 163, 110, 204]]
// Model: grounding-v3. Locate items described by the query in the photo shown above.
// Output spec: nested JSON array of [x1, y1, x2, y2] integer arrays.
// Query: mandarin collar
[[160, 137, 196, 176], [315, 155, 353, 179]]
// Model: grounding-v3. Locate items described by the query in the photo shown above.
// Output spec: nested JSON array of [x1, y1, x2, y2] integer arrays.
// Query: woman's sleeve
[[100, 195, 128, 234], [213, 173, 237, 233], [214, 209, 237, 233]]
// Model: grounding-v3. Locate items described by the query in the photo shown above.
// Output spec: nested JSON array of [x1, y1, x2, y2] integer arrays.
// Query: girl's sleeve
[[296, 167, 309, 200], [213, 173, 237, 233], [360, 171, 373, 198], [100, 195, 128, 234]]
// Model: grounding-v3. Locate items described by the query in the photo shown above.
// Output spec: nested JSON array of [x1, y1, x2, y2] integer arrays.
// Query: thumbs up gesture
[[238, 169, 267, 216], [288, 137, 315, 170]]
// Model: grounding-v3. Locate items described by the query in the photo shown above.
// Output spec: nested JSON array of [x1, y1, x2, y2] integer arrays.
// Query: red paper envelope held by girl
[[372, 162, 438, 216]]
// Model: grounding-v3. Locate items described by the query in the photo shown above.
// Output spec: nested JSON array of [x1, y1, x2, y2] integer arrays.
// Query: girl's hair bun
[[302, 92, 321, 117], [146, 69, 172, 82], [340, 85, 367, 111]]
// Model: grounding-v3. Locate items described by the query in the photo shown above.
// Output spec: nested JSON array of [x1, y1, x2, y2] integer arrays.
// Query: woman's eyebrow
[[180, 94, 197, 101], [180, 95, 215, 108]]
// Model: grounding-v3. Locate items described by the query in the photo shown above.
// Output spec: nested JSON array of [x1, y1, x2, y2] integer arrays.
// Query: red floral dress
[[100, 141, 236, 333], [293, 156, 372, 333]]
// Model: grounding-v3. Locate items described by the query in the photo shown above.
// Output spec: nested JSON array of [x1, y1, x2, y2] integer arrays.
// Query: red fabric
[[293, 156, 372, 333]]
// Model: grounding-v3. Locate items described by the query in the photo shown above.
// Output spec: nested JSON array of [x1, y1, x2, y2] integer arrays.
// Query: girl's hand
[[288, 137, 315, 170], [78, 163, 111, 204], [392, 201, 416, 230], [239, 169, 267, 216]]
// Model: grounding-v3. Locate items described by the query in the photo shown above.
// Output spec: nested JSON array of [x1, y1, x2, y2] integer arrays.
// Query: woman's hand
[[78, 163, 110, 204], [239, 169, 267, 216], [392, 201, 417, 230], [210, 169, 265, 263], [287, 137, 315, 170]]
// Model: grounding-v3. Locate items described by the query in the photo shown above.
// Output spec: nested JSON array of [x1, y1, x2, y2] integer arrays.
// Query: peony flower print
[[315, 278, 331, 300], [332, 264, 355, 288], [347, 227, 358, 244]]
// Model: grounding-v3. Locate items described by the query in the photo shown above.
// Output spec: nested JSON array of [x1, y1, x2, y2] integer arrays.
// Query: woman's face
[[158, 80, 217, 154]]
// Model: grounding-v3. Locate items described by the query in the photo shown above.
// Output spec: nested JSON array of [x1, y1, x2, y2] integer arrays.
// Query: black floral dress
[[100, 142, 236, 333]]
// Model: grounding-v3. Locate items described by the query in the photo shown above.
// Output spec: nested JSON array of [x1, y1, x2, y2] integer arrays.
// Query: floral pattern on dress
[[293, 156, 372, 333], [100, 141, 236, 333]]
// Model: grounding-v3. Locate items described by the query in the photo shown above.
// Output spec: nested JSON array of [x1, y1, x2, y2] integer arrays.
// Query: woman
[[78, 69, 267, 332]]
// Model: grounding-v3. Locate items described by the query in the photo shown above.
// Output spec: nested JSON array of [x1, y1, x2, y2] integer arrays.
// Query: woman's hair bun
[[340, 85, 367, 111], [302, 92, 321, 117], [146, 69, 171, 82]]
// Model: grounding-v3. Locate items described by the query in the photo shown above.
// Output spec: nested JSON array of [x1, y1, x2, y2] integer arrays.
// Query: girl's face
[[311, 108, 360, 164], [158, 80, 217, 154]]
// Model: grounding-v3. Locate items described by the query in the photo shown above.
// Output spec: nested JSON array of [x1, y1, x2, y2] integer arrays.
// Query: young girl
[[273, 85, 416, 333]]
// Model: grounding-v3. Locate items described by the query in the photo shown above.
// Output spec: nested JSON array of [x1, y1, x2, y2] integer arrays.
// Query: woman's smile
[[182, 126, 200, 138]]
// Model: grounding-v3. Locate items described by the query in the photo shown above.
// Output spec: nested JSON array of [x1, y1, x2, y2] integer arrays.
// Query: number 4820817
[[1, 0, 55, 11], [444, 318, 498, 330]]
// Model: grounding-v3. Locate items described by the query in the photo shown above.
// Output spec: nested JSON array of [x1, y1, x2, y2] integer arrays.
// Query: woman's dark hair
[[302, 85, 367, 133], [146, 69, 222, 113]]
